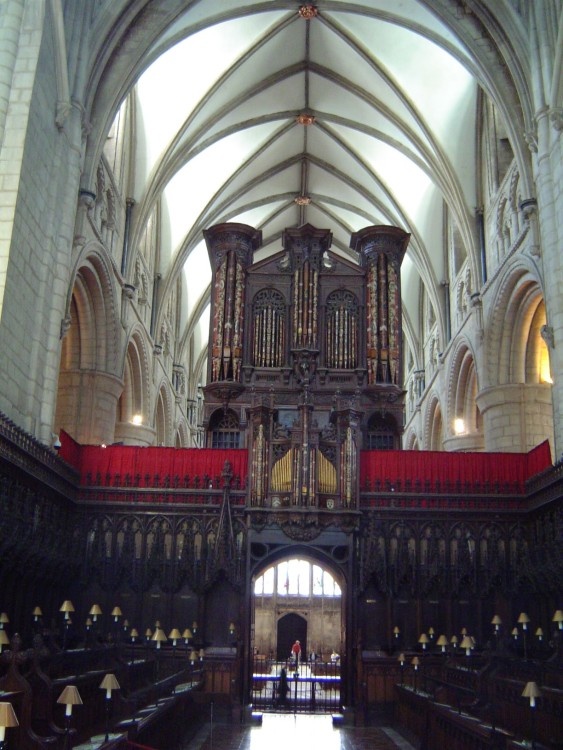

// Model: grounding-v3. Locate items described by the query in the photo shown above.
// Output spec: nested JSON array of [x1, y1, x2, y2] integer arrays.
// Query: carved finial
[[299, 5, 318, 19], [296, 113, 316, 125]]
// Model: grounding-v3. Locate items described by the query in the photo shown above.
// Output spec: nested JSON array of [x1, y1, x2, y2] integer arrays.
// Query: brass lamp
[[182, 628, 193, 645], [89, 604, 102, 622], [145, 628, 153, 641], [198, 648, 205, 661], [522, 681, 541, 748], [491, 615, 502, 631], [57, 685, 82, 717], [168, 628, 181, 647], [152, 627, 167, 650], [535, 627, 544, 641], [32, 607, 43, 622], [111, 606, 122, 622], [59, 601, 74, 620], [130, 628, 139, 641], [511, 627, 519, 639], [189, 649, 198, 665], [393, 626, 400, 639], [460, 635, 473, 656], [450, 635, 458, 649], [418, 633, 429, 650], [0, 701, 19, 747], [552, 609, 563, 630], [100, 674, 120, 742], [518, 612, 530, 630], [428, 627, 435, 639], [0, 631, 9, 654], [436, 635, 448, 653]]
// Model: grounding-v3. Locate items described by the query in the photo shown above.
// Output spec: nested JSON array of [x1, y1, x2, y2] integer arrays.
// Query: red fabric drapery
[[60, 430, 551, 493], [359, 439, 552, 492], [60, 430, 248, 487]]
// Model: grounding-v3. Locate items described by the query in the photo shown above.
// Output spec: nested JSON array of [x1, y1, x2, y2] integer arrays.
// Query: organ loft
[[202, 222, 410, 511]]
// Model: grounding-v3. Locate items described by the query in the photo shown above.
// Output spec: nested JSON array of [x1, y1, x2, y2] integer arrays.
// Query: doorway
[[250, 556, 343, 713]]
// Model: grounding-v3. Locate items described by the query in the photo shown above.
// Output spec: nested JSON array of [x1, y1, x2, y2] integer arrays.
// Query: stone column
[[476, 383, 553, 454], [56, 370, 123, 445]]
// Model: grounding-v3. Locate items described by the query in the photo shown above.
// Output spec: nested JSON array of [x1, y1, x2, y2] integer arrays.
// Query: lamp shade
[[111, 606, 122, 619], [436, 635, 448, 651], [89, 604, 102, 617], [57, 685, 83, 716], [393, 626, 400, 636], [130, 628, 139, 639], [511, 627, 519, 637], [168, 628, 181, 645], [145, 628, 153, 638], [189, 650, 198, 663], [460, 636, 473, 654], [535, 627, 544, 639], [517, 612, 530, 629], [411, 656, 420, 668], [182, 628, 193, 640], [428, 627, 435, 637], [522, 681, 541, 707], [552, 610, 563, 629], [100, 673, 120, 699], [0, 631, 10, 649], [418, 633, 429, 647], [398, 652, 405, 664], [59, 601, 74, 613], [152, 628, 167, 648], [491, 615, 502, 628], [450, 635, 458, 645], [198, 649, 205, 660], [0, 701, 19, 727], [0, 613, 9, 627], [32, 606, 43, 618]]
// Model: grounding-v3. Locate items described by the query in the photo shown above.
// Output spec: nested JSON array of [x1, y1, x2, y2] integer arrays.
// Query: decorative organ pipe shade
[[204, 223, 262, 383], [252, 289, 286, 367], [351, 225, 410, 387], [325, 290, 359, 369]]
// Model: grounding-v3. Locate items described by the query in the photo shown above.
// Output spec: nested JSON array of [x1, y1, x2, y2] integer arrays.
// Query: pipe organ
[[204, 222, 409, 511]]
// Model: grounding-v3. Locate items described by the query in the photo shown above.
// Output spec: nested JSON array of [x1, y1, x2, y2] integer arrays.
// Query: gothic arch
[[154, 381, 174, 446], [485, 260, 546, 386], [447, 340, 481, 437], [119, 328, 151, 424], [423, 393, 444, 451]]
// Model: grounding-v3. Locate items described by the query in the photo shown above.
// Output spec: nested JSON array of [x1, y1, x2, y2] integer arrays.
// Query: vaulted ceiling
[[85, 1, 531, 384]]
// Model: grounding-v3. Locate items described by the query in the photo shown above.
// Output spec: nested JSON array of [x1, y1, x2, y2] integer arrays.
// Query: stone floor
[[178, 713, 418, 750]]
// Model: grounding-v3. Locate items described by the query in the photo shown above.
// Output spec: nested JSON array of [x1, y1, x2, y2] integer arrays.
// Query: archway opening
[[251, 556, 343, 713]]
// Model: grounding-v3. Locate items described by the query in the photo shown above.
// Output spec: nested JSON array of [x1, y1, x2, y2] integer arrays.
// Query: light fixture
[[99, 673, 120, 700], [454, 418, 465, 435], [398, 652, 405, 666], [411, 656, 420, 692], [460, 627, 468, 636], [123, 619, 129, 631], [152, 628, 167, 650], [99, 674, 120, 743], [111, 606, 122, 622], [198, 648, 205, 662], [0, 614, 8, 629], [131, 414, 143, 425], [450, 635, 458, 649], [57, 685, 82, 717], [522, 681, 541, 748], [0, 631, 9, 653], [89, 604, 102, 621], [145, 628, 153, 641], [428, 627, 435, 639], [535, 627, 543, 641], [85, 618, 93, 631], [130, 628, 139, 641], [460, 635, 473, 656], [182, 628, 193, 645], [511, 627, 519, 639], [189, 649, 198, 665], [32, 607, 43, 622], [59, 601, 74, 620], [436, 635, 448, 653], [518, 612, 530, 630], [0, 701, 19, 746], [192, 621, 198, 634], [168, 628, 181, 647], [229, 622, 236, 637], [418, 633, 429, 650], [491, 615, 502, 631], [552, 610, 563, 630], [393, 626, 400, 639]]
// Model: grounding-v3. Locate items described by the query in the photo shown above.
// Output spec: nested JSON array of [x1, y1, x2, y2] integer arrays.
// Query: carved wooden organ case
[[203, 222, 410, 511]]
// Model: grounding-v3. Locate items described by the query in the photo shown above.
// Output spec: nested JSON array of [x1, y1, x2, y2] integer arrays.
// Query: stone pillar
[[56, 370, 123, 445], [476, 383, 553, 454]]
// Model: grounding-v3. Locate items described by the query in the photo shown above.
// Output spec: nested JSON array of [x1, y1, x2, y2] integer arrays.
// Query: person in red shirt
[[291, 639, 301, 666]]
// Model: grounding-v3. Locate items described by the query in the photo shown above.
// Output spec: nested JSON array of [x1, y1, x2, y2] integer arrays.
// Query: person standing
[[291, 639, 301, 666]]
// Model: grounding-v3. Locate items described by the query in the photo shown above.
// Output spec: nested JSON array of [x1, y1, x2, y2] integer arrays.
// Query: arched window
[[254, 559, 341, 598], [209, 408, 240, 449]]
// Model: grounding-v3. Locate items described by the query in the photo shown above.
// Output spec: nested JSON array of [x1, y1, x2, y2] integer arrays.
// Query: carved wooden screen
[[252, 289, 286, 367], [325, 289, 359, 369]]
